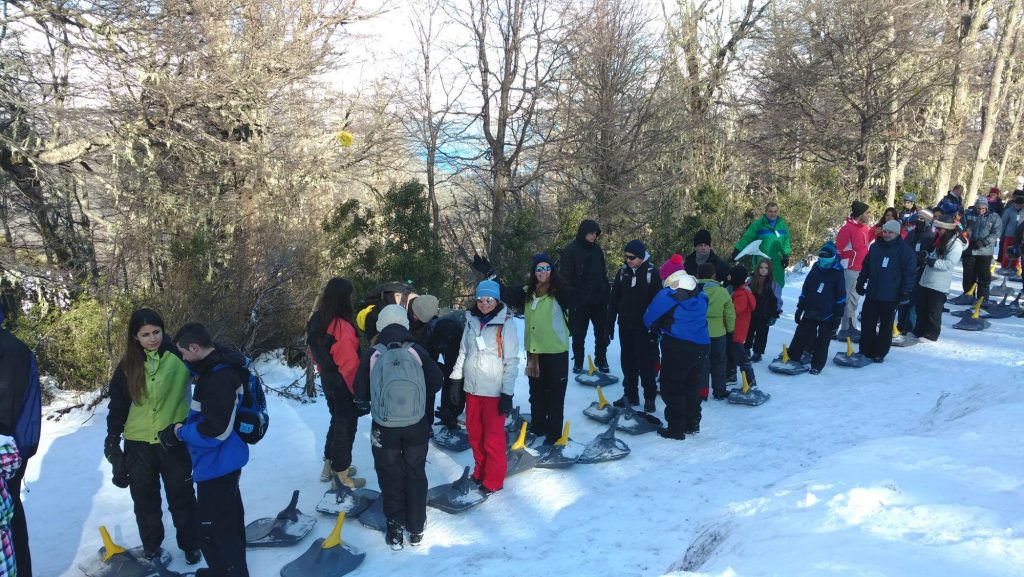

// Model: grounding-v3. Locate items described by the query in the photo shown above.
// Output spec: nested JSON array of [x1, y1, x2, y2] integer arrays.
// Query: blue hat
[[818, 241, 837, 258], [624, 239, 646, 257], [532, 252, 553, 268], [476, 279, 500, 300]]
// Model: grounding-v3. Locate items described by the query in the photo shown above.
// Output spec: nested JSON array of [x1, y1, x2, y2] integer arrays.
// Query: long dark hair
[[934, 228, 960, 257], [526, 262, 568, 299], [120, 308, 166, 405], [314, 277, 356, 343], [875, 207, 898, 230], [751, 259, 775, 295]]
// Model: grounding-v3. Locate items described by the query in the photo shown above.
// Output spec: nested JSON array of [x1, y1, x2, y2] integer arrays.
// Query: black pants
[[962, 254, 994, 299], [197, 470, 247, 577], [897, 272, 925, 333], [914, 287, 947, 340], [859, 299, 897, 360], [788, 318, 834, 372], [618, 326, 659, 403], [323, 385, 359, 472], [659, 337, 708, 434], [9, 460, 30, 577], [125, 441, 200, 553], [570, 303, 608, 365], [744, 317, 770, 355], [436, 375, 466, 429], [728, 339, 756, 387], [371, 426, 428, 533], [528, 351, 569, 444], [709, 335, 728, 397]]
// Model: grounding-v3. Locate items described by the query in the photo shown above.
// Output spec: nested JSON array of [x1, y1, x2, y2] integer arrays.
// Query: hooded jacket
[[559, 220, 609, 306], [179, 347, 250, 482], [306, 312, 361, 399], [920, 234, 968, 293], [106, 337, 190, 444], [449, 305, 519, 398], [607, 258, 662, 330], [1002, 202, 1024, 240], [731, 284, 756, 343], [643, 287, 711, 345], [963, 207, 1003, 257], [856, 236, 917, 302], [796, 260, 847, 322], [835, 217, 872, 271], [698, 279, 735, 338]]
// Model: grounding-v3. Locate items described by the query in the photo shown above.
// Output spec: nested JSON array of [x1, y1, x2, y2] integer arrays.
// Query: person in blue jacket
[[789, 242, 847, 374], [643, 271, 710, 440], [165, 323, 250, 577], [855, 220, 917, 362]]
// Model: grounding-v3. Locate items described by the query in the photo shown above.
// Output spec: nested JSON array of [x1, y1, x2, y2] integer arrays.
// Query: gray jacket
[[450, 308, 519, 397], [920, 235, 967, 293], [1002, 204, 1024, 240], [964, 209, 1002, 257]]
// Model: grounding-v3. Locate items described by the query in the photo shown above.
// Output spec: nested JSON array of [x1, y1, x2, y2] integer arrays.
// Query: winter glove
[[111, 451, 130, 489], [607, 324, 615, 343], [472, 254, 497, 280], [103, 435, 122, 462], [767, 316, 777, 327], [729, 248, 740, 262], [353, 399, 371, 416], [794, 309, 804, 324], [782, 255, 790, 269], [855, 281, 866, 296], [917, 250, 928, 265], [925, 256, 937, 267], [899, 293, 911, 306], [497, 393, 513, 416], [448, 378, 464, 407], [157, 423, 182, 451]]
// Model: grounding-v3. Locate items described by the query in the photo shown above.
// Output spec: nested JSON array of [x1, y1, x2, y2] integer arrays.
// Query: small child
[[788, 242, 847, 374], [726, 265, 757, 389], [0, 434, 21, 577], [697, 263, 735, 400]]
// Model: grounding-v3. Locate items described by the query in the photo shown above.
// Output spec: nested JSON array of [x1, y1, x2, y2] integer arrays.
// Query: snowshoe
[[833, 328, 860, 343], [833, 351, 873, 368], [983, 292, 1023, 319], [357, 495, 387, 531], [727, 374, 769, 406], [948, 292, 977, 306], [535, 422, 583, 469], [315, 484, 377, 518], [431, 424, 471, 452], [953, 315, 991, 331], [614, 406, 662, 435], [989, 276, 1014, 297], [582, 386, 617, 424], [280, 513, 365, 577], [78, 527, 181, 577], [505, 422, 541, 477], [996, 266, 1016, 276], [578, 414, 631, 464], [426, 466, 489, 514], [768, 346, 809, 375], [575, 354, 620, 387], [245, 490, 317, 547], [890, 333, 919, 347]]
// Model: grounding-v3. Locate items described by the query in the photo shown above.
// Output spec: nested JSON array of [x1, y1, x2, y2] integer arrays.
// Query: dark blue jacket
[[0, 326, 41, 460], [856, 237, 917, 302], [179, 347, 249, 482], [796, 261, 847, 322], [643, 287, 711, 345]]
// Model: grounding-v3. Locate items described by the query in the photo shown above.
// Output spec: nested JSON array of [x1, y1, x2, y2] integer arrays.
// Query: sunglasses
[[624, 254, 641, 261], [535, 265, 552, 272], [476, 297, 496, 304]]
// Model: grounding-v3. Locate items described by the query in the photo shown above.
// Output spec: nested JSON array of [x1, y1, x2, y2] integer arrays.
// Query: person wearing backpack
[[607, 240, 662, 411], [448, 280, 519, 495], [104, 309, 201, 565], [355, 282, 418, 344], [307, 278, 366, 489], [353, 305, 443, 550], [167, 323, 250, 577]]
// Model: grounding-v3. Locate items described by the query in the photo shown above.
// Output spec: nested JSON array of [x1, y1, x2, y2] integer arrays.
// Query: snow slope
[[22, 268, 1024, 577]]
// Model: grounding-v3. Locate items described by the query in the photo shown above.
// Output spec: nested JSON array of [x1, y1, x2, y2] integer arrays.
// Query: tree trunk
[[997, 95, 1024, 187]]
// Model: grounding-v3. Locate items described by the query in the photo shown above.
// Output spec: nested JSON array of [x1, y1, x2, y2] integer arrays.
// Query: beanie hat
[[624, 239, 646, 258], [475, 280, 500, 301], [937, 200, 958, 215], [410, 294, 439, 322], [882, 220, 902, 235], [727, 264, 748, 289], [989, 187, 1000, 197], [818, 241, 837, 259], [376, 304, 410, 332], [659, 254, 685, 280], [974, 197, 988, 209], [693, 229, 712, 246], [1013, 191, 1024, 202], [532, 252, 553, 269], [666, 271, 697, 291], [916, 208, 934, 222], [902, 193, 916, 203], [851, 201, 869, 218]]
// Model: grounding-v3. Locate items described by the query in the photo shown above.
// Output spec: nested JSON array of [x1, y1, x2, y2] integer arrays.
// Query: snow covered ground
[[23, 267, 1024, 577]]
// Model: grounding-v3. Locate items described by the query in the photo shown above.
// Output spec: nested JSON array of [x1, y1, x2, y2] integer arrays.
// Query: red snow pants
[[465, 393, 507, 491]]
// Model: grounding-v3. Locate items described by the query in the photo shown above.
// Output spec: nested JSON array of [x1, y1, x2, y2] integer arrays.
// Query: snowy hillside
[[22, 268, 1024, 577]]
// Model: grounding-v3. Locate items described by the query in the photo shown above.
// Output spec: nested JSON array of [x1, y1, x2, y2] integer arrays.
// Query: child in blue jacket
[[788, 242, 847, 374]]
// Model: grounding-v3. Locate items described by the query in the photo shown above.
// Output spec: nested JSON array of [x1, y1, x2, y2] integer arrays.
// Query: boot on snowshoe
[[643, 398, 656, 413], [612, 395, 638, 408], [595, 359, 610, 373], [572, 361, 583, 374], [185, 549, 202, 565], [386, 520, 404, 551], [320, 459, 333, 483], [409, 532, 424, 547], [750, 352, 762, 363], [333, 469, 366, 490], [657, 427, 685, 440]]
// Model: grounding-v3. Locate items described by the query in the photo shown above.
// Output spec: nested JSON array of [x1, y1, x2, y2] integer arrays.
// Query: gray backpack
[[369, 342, 426, 427]]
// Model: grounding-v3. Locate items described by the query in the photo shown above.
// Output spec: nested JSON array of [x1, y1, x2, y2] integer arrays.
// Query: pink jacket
[[836, 218, 872, 271]]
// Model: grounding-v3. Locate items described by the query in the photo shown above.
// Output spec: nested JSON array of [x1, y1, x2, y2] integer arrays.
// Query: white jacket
[[920, 235, 967, 293], [450, 308, 519, 397]]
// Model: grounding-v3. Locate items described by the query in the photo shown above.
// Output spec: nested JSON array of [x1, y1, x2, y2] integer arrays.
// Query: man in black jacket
[[0, 306, 40, 577], [560, 219, 610, 373], [408, 297, 465, 431], [684, 229, 730, 282], [856, 221, 917, 363], [607, 240, 662, 411]]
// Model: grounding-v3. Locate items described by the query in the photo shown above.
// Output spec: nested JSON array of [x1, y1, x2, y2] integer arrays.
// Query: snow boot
[[656, 427, 685, 440], [643, 398, 656, 413], [386, 520, 404, 550], [320, 459, 333, 482], [612, 395, 639, 408], [750, 352, 762, 363], [185, 549, 202, 565], [409, 532, 424, 547], [333, 470, 366, 490], [596, 359, 610, 373], [572, 362, 583, 374]]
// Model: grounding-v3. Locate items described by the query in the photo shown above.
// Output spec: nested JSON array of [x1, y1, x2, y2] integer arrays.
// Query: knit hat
[[851, 201, 869, 218], [475, 280, 500, 301], [1013, 191, 1024, 203], [693, 229, 712, 246], [666, 271, 697, 291], [916, 208, 934, 222], [410, 294, 439, 322], [902, 193, 916, 203], [933, 217, 957, 230], [989, 187, 1001, 197], [624, 239, 646, 257], [936, 200, 958, 215], [974, 197, 988, 209], [727, 264, 748, 289], [882, 220, 902, 235], [659, 254, 685, 280], [818, 241, 837, 258], [376, 304, 410, 332], [532, 252, 553, 269]]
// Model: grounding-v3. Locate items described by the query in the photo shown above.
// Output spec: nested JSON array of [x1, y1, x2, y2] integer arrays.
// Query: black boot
[[386, 519, 404, 551]]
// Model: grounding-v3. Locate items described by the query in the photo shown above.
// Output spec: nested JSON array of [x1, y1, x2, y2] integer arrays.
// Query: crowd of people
[[1, 184, 1023, 574]]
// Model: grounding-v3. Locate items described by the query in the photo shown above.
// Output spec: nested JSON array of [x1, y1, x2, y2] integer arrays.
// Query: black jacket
[[0, 328, 41, 459], [188, 347, 250, 442], [856, 237, 917, 302], [607, 260, 662, 330], [411, 312, 465, 378], [353, 324, 443, 438], [684, 250, 731, 282], [106, 337, 183, 440], [906, 223, 936, 275], [559, 220, 609, 307]]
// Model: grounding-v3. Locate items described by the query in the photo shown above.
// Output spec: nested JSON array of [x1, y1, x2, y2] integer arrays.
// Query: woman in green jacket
[[104, 309, 200, 564], [499, 252, 574, 446]]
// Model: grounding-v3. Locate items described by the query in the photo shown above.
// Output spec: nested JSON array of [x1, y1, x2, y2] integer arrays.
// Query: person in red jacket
[[726, 265, 757, 388], [307, 278, 366, 490], [835, 201, 872, 339]]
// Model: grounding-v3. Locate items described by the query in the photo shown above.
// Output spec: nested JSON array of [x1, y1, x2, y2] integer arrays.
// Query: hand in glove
[[782, 255, 790, 269], [497, 393, 513, 416], [729, 248, 740, 262], [103, 435, 122, 463], [353, 399, 371, 416], [158, 424, 182, 451], [767, 316, 777, 327], [607, 324, 615, 343], [472, 254, 496, 279], [856, 281, 866, 296], [925, 256, 936, 267], [448, 378, 464, 407], [899, 293, 911, 306], [794, 309, 804, 324]]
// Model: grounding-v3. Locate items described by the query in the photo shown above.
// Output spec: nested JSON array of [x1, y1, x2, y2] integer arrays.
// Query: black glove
[[111, 451, 130, 489], [856, 281, 866, 296], [767, 316, 777, 327], [899, 293, 911, 306], [497, 393, 513, 416], [607, 324, 615, 343], [782, 255, 790, 268], [157, 424, 181, 451], [103, 435, 122, 462], [970, 239, 981, 250], [448, 378, 464, 407], [917, 250, 928, 264], [472, 254, 496, 279], [729, 248, 740, 262], [926, 257, 936, 266], [794, 309, 804, 324], [353, 399, 371, 416]]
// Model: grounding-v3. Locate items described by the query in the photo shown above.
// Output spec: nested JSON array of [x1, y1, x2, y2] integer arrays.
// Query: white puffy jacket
[[450, 308, 519, 397], [920, 235, 967, 293]]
